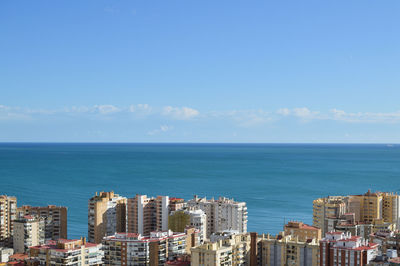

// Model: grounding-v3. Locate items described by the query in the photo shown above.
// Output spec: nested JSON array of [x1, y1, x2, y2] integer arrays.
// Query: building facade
[[102, 230, 188, 266], [88, 191, 127, 244], [169, 209, 207, 244], [127, 195, 169, 236], [187, 196, 247, 238], [0, 195, 17, 246], [320, 232, 379, 266], [17, 205, 67, 240], [255, 233, 320, 266], [313, 196, 348, 235], [191, 233, 251, 266], [13, 215, 45, 253], [284, 221, 322, 242], [29, 238, 103, 266]]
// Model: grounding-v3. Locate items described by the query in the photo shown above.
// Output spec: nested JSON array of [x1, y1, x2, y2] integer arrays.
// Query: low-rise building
[[320, 231, 379, 266], [0, 248, 13, 263], [284, 221, 322, 241], [29, 238, 103, 266]]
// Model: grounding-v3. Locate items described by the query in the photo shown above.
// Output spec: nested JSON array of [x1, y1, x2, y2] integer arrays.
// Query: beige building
[[88, 191, 127, 244], [29, 237, 103, 266], [315, 191, 400, 235], [191, 233, 251, 266], [313, 196, 347, 235], [284, 221, 321, 241], [17, 205, 67, 240], [256, 232, 320, 266], [13, 215, 45, 253], [0, 195, 17, 246], [350, 190, 400, 225], [127, 195, 169, 236]]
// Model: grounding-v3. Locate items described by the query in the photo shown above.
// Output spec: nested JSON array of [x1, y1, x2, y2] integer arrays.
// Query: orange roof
[[9, 254, 28, 261]]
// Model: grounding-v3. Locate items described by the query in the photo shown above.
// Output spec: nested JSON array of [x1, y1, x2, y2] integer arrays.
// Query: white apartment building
[[187, 209, 207, 244], [127, 195, 169, 236], [187, 196, 248, 237], [102, 230, 186, 266]]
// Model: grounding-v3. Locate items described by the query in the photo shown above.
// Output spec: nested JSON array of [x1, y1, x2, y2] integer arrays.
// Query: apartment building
[[169, 208, 207, 244], [88, 191, 127, 244], [29, 238, 103, 266], [13, 215, 45, 253], [0, 195, 17, 246], [102, 230, 189, 266], [127, 195, 169, 236], [191, 233, 251, 266], [169, 198, 186, 213], [17, 205, 67, 240], [255, 232, 320, 266], [314, 191, 400, 236], [320, 231, 379, 266], [313, 196, 348, 235], [284, 221, 322, 241], [187, 196, 247, 238]]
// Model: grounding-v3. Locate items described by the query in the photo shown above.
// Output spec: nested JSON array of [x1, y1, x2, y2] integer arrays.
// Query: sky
[[1, 0, 400, 143]]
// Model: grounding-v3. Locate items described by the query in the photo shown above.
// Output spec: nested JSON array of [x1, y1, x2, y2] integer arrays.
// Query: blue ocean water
[[1, 143, 400, 239]]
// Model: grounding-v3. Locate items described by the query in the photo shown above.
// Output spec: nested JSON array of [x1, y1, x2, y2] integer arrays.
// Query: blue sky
[[1, 0, 400, 142]]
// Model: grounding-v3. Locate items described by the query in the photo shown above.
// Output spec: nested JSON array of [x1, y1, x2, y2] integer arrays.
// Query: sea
[[1, 143, 399, 239]]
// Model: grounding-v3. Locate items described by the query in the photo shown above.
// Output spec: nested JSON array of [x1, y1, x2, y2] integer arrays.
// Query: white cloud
[[93, 105, 120, 115], [330, 109, 400, 123], [276, 108, 291, 116], [292, 107, 318, 118], [162, 106, 199, 120], [129, 104, 152, 114], [148, 125, 174, 135]]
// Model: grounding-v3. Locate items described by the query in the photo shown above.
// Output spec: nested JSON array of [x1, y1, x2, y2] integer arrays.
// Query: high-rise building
[[88, 191, 127, 244], [315, 191, 400, 235], [17, 205, 67, 240], [284, 221, 322, 241], [320, 232, 379, 266], [350, 190, 400, 226], [13, 215, 45, 253], [127, 195, 169, 236], [0, 195, 17, 246], [313, 196, 348, 235], [187, 196, 247, 238], [191, 233, 251, 266], [255, 232, 320, 266], [168, 209, 207, 244], [29, 237, 103, 266], [102, 230, 189, 266]]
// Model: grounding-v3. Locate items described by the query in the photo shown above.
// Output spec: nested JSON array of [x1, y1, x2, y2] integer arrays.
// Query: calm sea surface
[[1, 143, 400, 238]]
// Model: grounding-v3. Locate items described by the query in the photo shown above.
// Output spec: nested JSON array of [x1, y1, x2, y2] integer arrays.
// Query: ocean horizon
[[1, 143, 400, 239]]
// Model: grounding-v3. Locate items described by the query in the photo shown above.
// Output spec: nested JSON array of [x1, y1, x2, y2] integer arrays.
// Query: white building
[[13, 215, 45, 253], [187, 209, 207, 244], [187, 196, 248, 237], [0, 247, 13, 263], [102, 230, 187, 265]]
